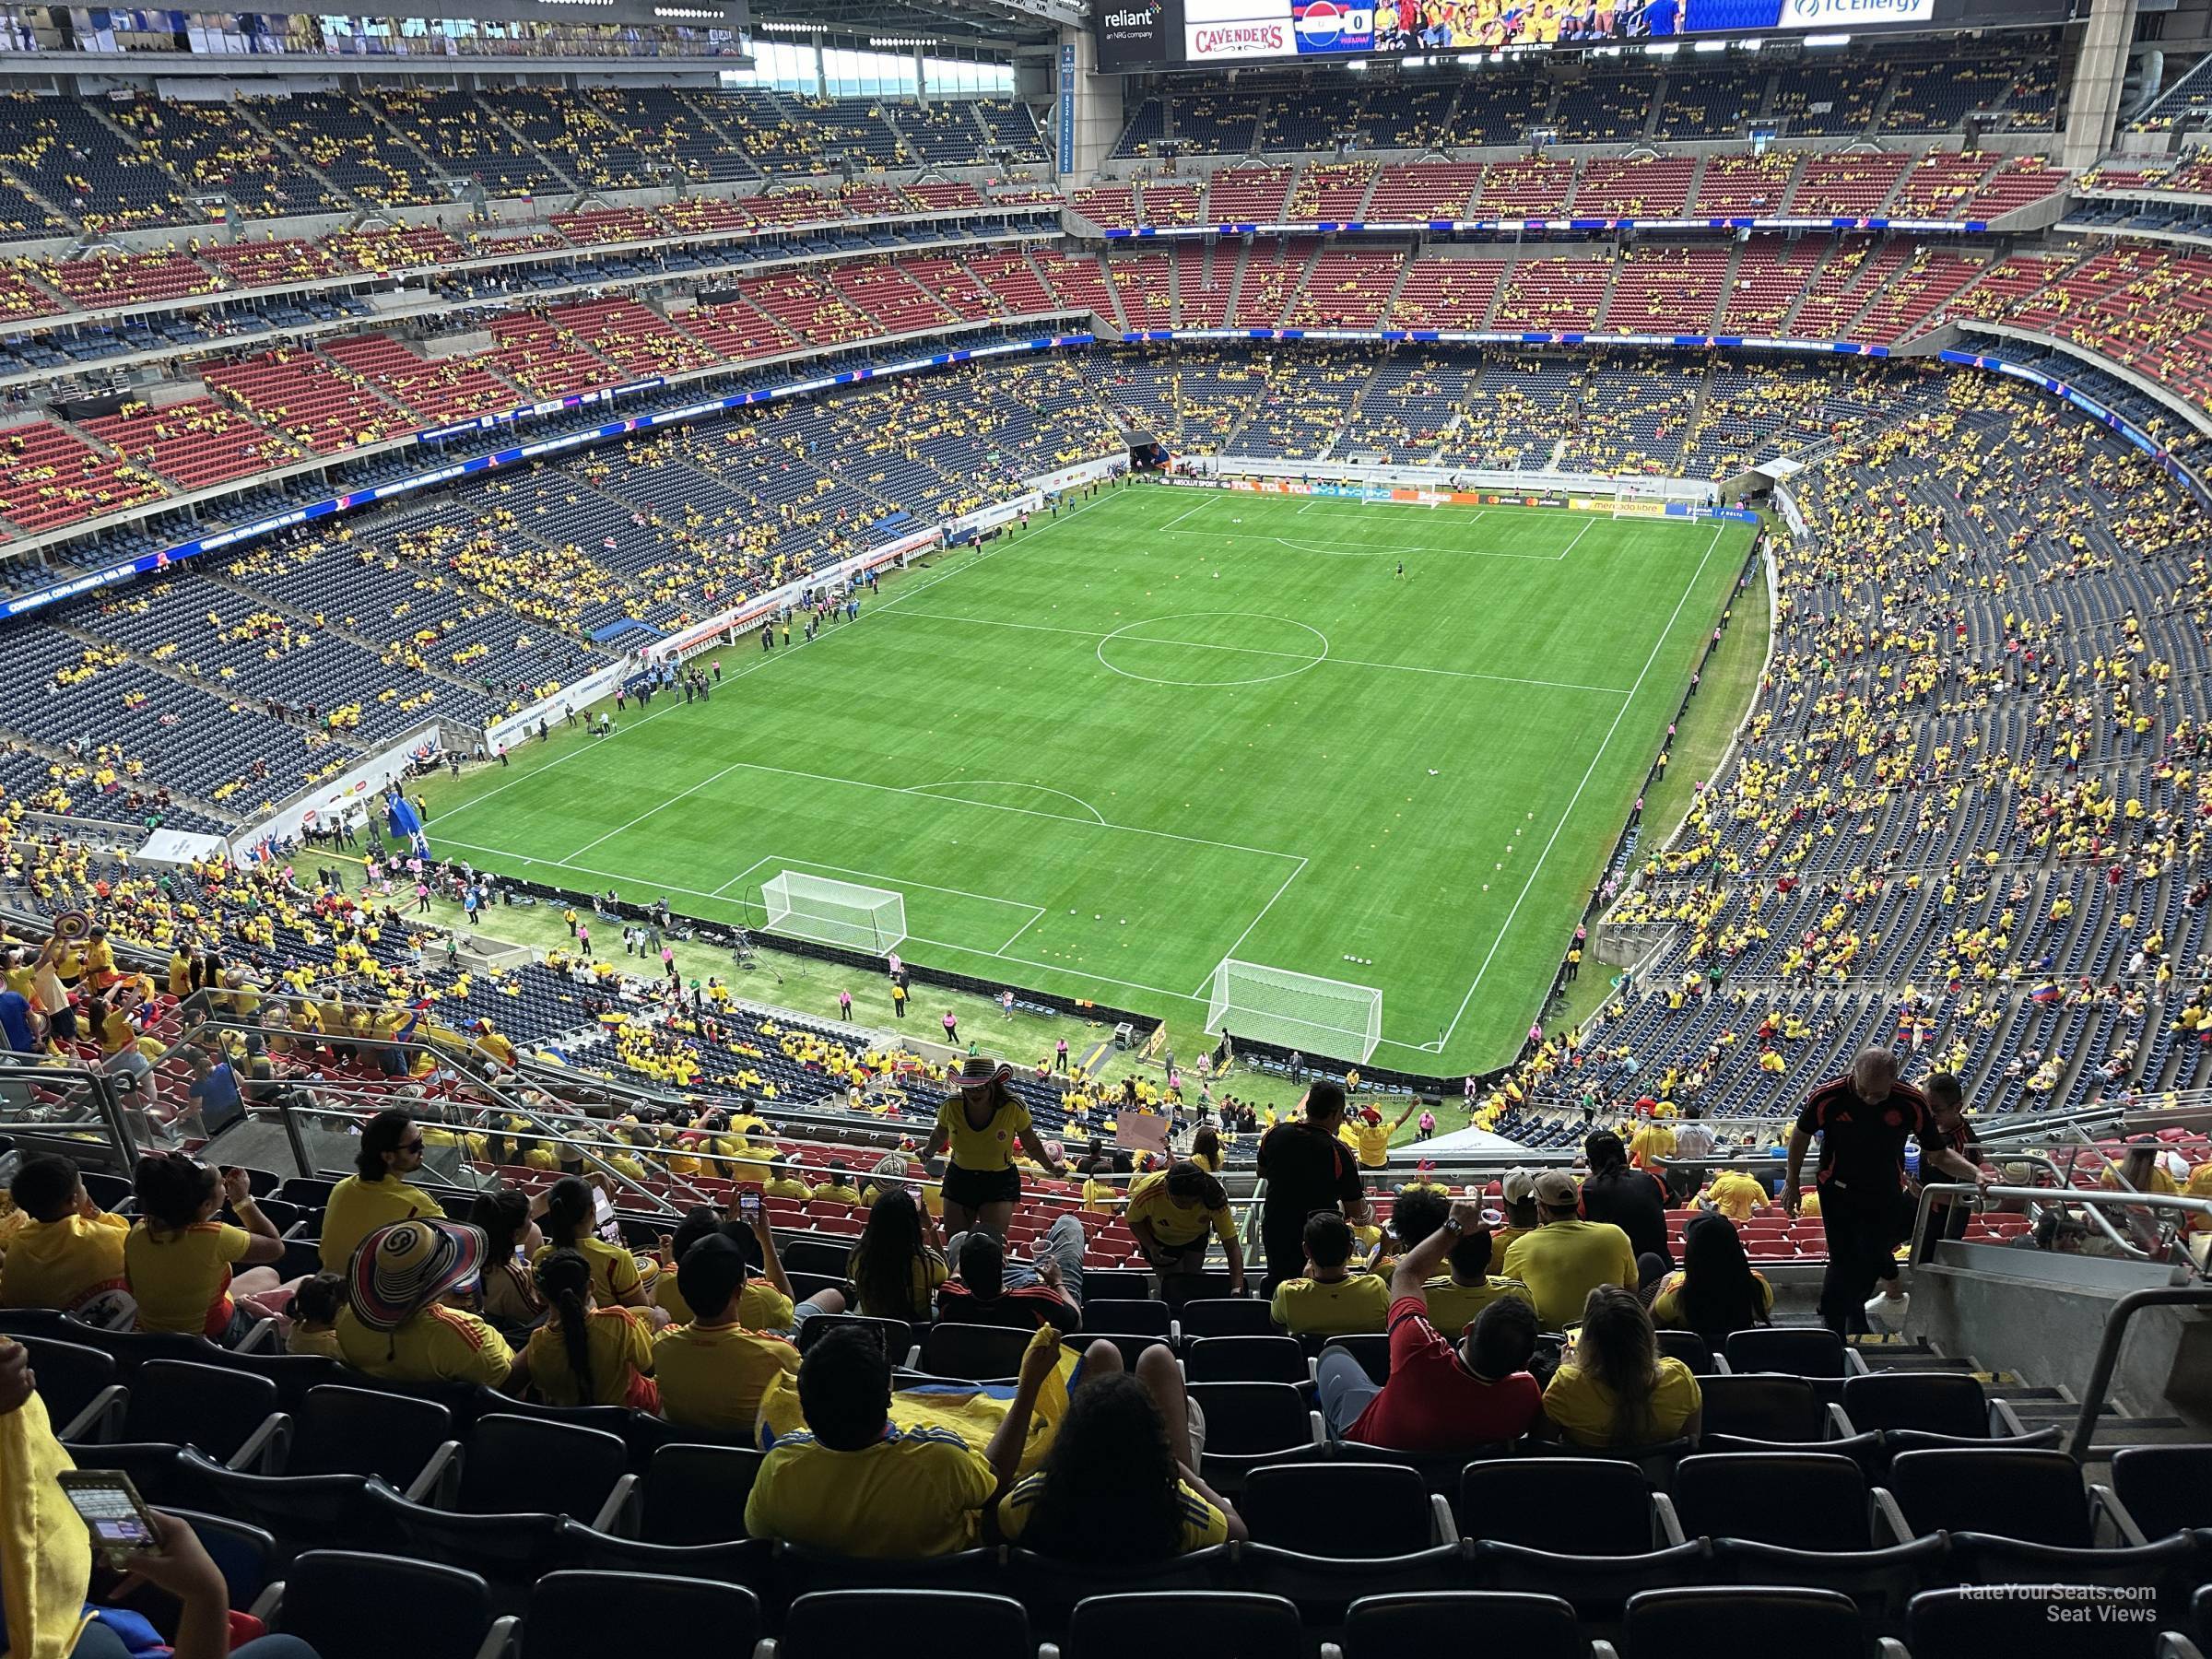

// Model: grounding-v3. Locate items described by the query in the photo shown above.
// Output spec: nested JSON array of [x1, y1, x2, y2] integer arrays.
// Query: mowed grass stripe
[[418, 482, 1754, 1069]]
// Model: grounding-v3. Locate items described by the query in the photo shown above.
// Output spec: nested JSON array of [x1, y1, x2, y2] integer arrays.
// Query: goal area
[[761, 870, 908, 956], [1206, 957, 1382, 1065]]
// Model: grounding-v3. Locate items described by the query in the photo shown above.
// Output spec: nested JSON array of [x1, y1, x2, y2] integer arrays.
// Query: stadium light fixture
[[1805, 31, 1852, 46], [1693, 38, 1726, 52], [1343, 57, 1367, 70], [1737, 38, 1764, 51], [657, 6, 726, 17], [757, 18, 818, 32], [1644, 41, 1679, 54]]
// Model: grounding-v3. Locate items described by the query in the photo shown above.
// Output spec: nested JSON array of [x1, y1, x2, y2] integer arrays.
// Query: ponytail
[[543, 1174, 592, 1251], [535, 1247, 595, 1404]]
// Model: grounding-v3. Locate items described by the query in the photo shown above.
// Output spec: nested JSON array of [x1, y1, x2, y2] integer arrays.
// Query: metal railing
[[2071, 1286, 2212, 1459], [1912, 1182, 2212, 1277]]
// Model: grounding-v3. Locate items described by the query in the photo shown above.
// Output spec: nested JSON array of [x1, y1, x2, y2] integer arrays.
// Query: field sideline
[[417, 480, 1757, 1073]]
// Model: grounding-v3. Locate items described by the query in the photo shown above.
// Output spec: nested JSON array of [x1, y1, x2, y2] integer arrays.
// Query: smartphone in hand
[[58, 1470, 159, 1565]]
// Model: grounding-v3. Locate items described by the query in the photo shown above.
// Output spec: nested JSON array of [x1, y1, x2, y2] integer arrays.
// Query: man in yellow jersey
[[1350, 1101, 1419, 1171], [321, 1108, 446, 1271], [1700, 1167, 1772, 1224], [745, 1323, 1058, 1557], [654, 1233, 803, 1433], [1270, 1212, 1388, 1336], [1500, 1171, 1638, 1328], [335, 1218, 512, 1387]]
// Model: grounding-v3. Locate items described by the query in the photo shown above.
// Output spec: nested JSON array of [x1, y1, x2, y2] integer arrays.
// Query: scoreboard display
[[1095, 0, 2076, 70]]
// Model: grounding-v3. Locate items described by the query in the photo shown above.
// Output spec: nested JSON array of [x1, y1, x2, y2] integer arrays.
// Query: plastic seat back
[[1462, 1457, 1651, 1555], [293, 1384, 454, 1486], [1695, 1373, 1822, 1442], [640, 1444, 766, 1544], [1654, 1330, 1715, 1376], [522, 1571, 759, 1659], [459, 1414, 629, 1518], [1183, 1335, 1307, 1384], [1725, 1327, 1846, 1379], [15, 1335, 120, 1433], [277, 1550, 501, 1659], [782, 1590, 1030, 1659], [917, 1323, 1030, 1382], [796, 1313, 913, 1359], [1084, 1297, 1171, 1335], [1182, 1382, 1314, 1456], [1909, 1584, 2169, 1658], [1177, 1299, 1277, 1339], [1886, 1448, 2092, 1547], [1671, 1453, 1872, 1551], [1340, 1592, 1583, 1659], [1625, 1586, 1865, 1659], [1068, 1591, 1301, 1659], [1841, 1371, 1989, 1438], [124, 1359, 280, 1464], [2111, 1442, 2212, 1536], [1244, 1462, 1434, 1557]]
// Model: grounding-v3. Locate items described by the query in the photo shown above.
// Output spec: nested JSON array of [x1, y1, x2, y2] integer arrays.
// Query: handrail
[[2070, 1286, 2212, 1459], [1912, 1182, 2212, 1268]]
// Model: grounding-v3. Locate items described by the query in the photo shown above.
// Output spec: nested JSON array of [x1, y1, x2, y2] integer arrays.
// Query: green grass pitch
[[421, 482, 1757, 1074]]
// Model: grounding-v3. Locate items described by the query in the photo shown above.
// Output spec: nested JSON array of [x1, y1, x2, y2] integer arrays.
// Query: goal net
[[1206, 957, 1382, 1065], [761, 870, 908, 955], [1610, 477, 1676, 521]]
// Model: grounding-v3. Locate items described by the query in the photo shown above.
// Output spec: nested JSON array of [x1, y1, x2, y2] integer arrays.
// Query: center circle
[[1096, 611, 1329, 688]]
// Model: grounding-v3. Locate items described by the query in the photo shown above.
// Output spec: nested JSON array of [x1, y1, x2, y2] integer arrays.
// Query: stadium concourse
[[4, 18, 2212, 1659]]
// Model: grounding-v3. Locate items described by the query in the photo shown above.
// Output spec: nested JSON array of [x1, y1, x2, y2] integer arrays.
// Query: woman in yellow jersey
[[1649, 1213, 1772, 1348], [512, 1247, 658, 1410], [847, 1186, 948, 1321], [923, 1055, 1068, 1238], [532, 1174, 658, 1316], [125, 1153, 286, 1344], [1189, 1125, 1224, 1174]]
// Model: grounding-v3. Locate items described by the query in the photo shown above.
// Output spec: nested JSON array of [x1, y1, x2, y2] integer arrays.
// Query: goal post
[[1206, 957, 1382, 1065], [1610, 477, 1676, 521], [760, 870, 908, 956]]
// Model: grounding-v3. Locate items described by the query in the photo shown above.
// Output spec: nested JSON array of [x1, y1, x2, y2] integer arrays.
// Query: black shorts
[[941, 1161, 1021, 1210]]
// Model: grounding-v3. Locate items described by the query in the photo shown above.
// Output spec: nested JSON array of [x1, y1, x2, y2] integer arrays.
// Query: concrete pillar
[[914, 43, 928, 106], [1056, 24, 1124, 180], [813, 34, 827, 100], [2063, 0, 2139, 172]]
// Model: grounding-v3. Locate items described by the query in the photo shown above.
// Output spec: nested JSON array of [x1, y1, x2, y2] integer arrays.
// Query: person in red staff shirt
[[1313, 1199, 1546, 1452]]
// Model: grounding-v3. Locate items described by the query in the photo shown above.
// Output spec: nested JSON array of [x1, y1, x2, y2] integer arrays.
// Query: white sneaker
[[1864, 1290, 1910, 1335]]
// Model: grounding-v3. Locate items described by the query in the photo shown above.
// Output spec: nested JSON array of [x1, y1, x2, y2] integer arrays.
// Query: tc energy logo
[[1784, 0, 1936, 21]]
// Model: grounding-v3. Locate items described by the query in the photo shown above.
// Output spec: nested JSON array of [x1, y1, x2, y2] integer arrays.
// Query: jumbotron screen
[[1094, 0, 2075, 69]]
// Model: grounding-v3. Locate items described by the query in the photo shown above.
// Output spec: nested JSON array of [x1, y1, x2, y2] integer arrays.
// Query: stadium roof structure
[[754, 0, 1079, 51]]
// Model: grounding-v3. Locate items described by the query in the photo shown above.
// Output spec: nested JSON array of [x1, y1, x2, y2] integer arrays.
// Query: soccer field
[[421, 482, 1757, 1073]]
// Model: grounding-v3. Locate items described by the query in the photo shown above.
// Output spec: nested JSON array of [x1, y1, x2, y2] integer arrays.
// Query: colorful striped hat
[[347, 1218, 487, 1332]]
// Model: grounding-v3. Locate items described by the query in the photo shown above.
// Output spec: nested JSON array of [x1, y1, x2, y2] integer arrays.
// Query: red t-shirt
[[1347, 1296, 1543, 1451]]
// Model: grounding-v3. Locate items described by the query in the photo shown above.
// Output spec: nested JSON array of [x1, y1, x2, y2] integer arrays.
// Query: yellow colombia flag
[[0, 1378, 94, 1659]]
